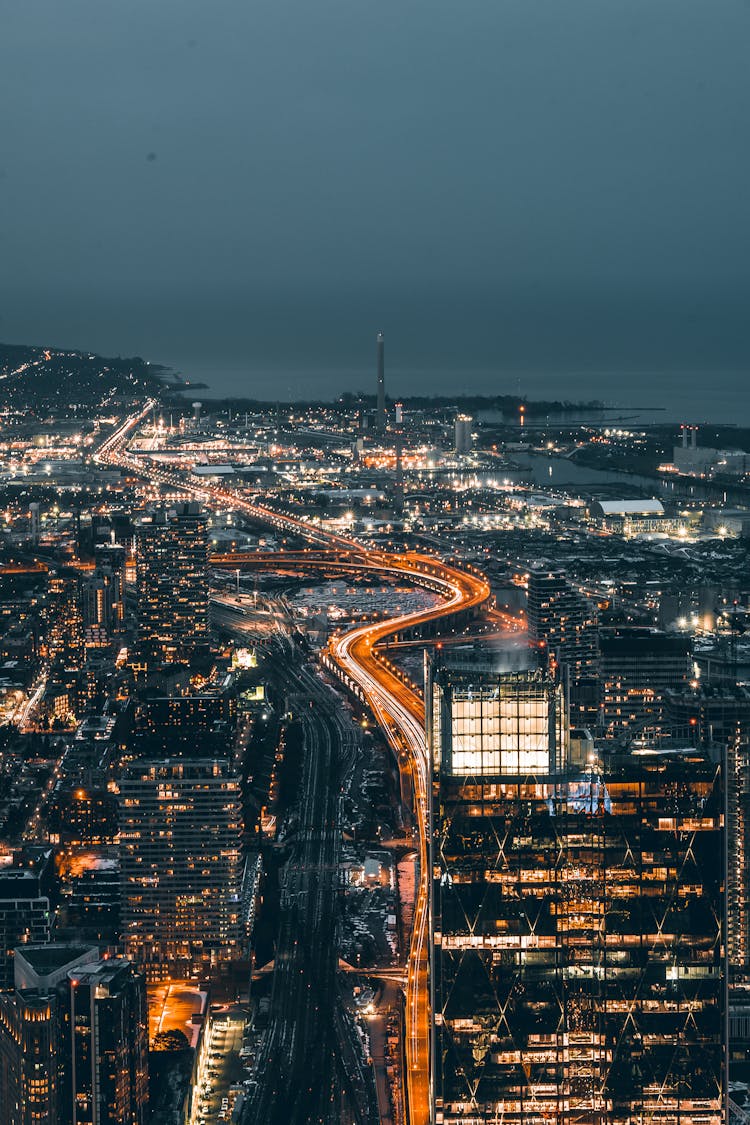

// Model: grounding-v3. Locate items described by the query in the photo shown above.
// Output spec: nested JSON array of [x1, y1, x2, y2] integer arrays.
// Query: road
[[191, 1011, 246, 1125], [94, 406, 495, 1125]]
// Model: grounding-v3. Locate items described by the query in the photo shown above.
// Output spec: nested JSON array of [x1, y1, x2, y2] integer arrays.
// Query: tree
[[152, 1029, 190, 1052]]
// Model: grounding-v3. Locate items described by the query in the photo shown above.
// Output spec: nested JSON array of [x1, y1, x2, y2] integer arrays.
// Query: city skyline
[[2, 0, 749, 1121]]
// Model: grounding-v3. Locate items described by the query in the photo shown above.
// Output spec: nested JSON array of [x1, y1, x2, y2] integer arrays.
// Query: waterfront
[[516, 451, 750, 506]]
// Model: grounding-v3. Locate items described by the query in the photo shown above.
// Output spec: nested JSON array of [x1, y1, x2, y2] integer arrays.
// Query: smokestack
[[394, 432, 404, 513], [681, 424, 688, 449], [691, 426, 698, 449], [376, 332, 386, 429]]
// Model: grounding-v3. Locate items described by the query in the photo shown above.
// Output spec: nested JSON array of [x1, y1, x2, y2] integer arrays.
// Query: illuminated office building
[[0, 945, 148, 1125], [427, 654, 726, 1125], [45, 569, 85, 671], [664, 682, 750, 970], [118, 757, 242, 978], [66, 958, 149, 1125], [727, 736, 750, 974], [135, 502, 209, 664], [527, 568, 599, 723], [599, 628, 691, 737]]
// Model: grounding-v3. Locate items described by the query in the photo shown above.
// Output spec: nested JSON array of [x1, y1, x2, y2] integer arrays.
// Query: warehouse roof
[[593, 499, 664, 517]]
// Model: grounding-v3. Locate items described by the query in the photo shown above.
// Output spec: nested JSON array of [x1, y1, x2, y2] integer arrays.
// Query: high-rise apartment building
[[67, 958, 149, 1124], [0, 944, 148, 1125], [45, 569, 85, 671], [0, 868, 51, 991], [427, 654, 726, 1125], [135, 502, 209, 665], [82, 555, 125, 639], [599, 627, 692, 737], [665, 683, 750, 750], [118, 757, 242, 978], [527, 568, 599, 723]]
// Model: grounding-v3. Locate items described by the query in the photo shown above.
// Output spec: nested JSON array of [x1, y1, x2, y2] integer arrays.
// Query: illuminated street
[[1, 12, 746, 1122], [95, 406, 497, 1125]]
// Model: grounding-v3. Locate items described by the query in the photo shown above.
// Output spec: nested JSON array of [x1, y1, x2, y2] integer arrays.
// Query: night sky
[[2, 0, 749, 410]]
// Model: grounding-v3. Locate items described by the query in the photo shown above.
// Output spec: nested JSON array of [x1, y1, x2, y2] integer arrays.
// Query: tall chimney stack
[[376, 332, 386, 429]]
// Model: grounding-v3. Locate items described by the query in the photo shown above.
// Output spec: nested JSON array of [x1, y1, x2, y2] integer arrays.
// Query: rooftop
[[17, 943, 96, 975], [593, 499, 665, 516]]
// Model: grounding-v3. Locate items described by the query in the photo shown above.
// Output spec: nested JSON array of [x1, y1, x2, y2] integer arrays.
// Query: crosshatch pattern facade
[[427, 658, 726, 1125]]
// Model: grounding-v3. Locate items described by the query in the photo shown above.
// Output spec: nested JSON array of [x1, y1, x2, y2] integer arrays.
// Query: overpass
[[95, 405, 497, 1125], [211, 549, 491, 646]]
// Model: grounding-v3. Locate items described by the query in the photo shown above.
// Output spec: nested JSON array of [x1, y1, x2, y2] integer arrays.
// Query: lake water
[[515, 451, 746, 505]]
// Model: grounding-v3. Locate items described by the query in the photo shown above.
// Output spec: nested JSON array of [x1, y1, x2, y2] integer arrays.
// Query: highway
[[329, 561, 490, 1125], [95, 406, 494, 1125]]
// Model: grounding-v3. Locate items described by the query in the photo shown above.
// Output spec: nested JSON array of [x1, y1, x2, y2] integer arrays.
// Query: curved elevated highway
[[96, 407, 492, 1125]]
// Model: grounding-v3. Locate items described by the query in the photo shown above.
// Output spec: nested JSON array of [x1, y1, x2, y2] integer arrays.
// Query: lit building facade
[[67, 958, 149, 1125], [135, 503, 209, 665], [599, 628, 691, 737], [45, 570, 85, 671], [527, 568, 599, 724], [0, 945, 148, 1125], [0, 870, 51, 992], [427, 655, 726, 1125], [118, 757, 242, 978]]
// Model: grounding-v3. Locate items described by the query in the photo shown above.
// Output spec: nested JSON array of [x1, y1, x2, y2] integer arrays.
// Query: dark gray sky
[[2, 0, 749, 407]]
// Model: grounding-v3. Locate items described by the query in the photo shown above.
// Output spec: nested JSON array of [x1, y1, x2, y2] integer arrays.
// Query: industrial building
[[589, 498, 688, 537]]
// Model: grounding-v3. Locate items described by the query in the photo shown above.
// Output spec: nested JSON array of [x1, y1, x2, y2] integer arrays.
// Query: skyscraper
[[376, 331, 386, 429], [427, 653, 726, 1125], [527, 567, 599, 724], [118, 757, 242, 978], [0, 945, 148, 1125], [135, 502, 209, 665], [46, 569, 85, 671], [0, 944, 98, 1125], [67, 958, 149, 1124], [599, 627, 692, 737], [0, 868, 51, 991]]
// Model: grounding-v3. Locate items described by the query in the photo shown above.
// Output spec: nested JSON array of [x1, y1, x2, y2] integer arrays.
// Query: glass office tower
[[427, 654, 726, 1125]]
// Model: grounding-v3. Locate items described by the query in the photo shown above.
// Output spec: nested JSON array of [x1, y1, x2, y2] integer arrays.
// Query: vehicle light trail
[[95, 404, 498, 1125], [331, 559, 490, 1125]]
